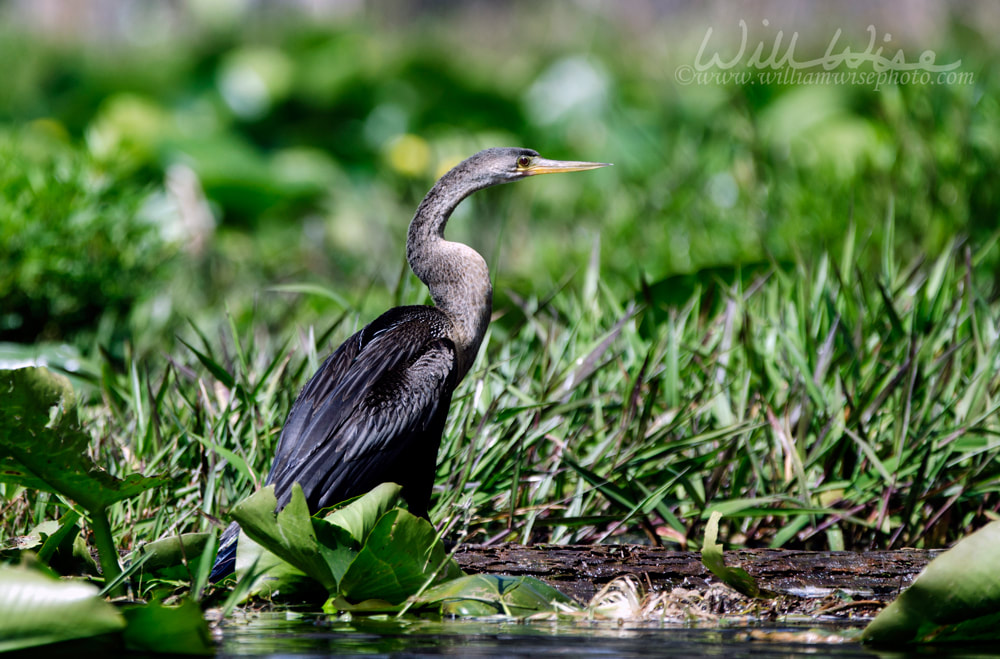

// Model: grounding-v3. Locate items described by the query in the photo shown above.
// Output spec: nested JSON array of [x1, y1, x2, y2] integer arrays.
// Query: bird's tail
[[209, 521, 240, 581]]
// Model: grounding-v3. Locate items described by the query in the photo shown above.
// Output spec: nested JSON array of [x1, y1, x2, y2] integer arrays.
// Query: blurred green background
[[1, 0, 997, 356]]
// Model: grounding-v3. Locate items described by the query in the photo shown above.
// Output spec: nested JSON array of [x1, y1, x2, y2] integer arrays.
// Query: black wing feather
[[264, 328, 365, 487], [265, 307, 456, 511]]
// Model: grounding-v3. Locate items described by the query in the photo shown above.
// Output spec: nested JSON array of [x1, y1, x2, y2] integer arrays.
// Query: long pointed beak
[[525, 158, 612, 175]]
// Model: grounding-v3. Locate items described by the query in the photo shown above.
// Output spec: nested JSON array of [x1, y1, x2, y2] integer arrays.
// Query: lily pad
[[235, 530, 327, 601], [418, 574, 577, 617], [863, 520, 1000, 644], [322, 482, 403, 542], [121, 599, 214, 655], [231, 483, 355, 593], [338, 508, 463, 605], [0, 367, 169, 510], [0, 563, 125, 652]]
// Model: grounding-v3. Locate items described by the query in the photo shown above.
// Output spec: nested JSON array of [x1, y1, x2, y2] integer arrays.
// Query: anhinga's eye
[[516, 155, 532, 168]]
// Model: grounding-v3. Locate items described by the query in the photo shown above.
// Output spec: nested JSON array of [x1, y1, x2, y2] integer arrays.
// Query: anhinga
[[211, 147, 609, 579]]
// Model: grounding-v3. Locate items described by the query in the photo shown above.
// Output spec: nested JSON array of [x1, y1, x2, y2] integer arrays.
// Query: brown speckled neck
[[406, 157, 496, 382]]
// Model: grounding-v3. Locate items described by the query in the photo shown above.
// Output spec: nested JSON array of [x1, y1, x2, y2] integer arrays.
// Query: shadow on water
[[216, 613, 1000, 659]]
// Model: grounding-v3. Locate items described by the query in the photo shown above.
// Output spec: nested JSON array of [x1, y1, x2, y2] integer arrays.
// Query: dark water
[[216, 613, 1000, 659]]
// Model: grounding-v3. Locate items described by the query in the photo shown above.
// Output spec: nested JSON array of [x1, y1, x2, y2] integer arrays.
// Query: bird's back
[[265, 304, 459, 514]]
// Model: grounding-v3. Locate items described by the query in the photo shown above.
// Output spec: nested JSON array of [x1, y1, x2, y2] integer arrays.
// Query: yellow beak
[[524, 158, 612, 175]]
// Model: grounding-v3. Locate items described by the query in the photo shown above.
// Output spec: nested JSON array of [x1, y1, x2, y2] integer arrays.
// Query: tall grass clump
[[4, 226, 998, 559], [434, 227, 1000, 551]]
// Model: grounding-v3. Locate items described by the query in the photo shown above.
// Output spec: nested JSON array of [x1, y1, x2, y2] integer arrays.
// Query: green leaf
[[564, 458, 638, 510], [322, 594, 403, 614], [338, 508, 463, 605], [0, 367, 167, 590], [37, 511, 83, 570], [313, 518, 362, 587], [235, 530, 328, 601], [191, 531, 219, 602], [322, 482, 403, 542], [121, 599, 214, 655], [136, 532, 214, 581], [230, 483, 338, 591], [0, 563, 125, 652], [230, 483, 424, 601], [701, 511, 771, 599], [71, 532, 101, 575], [267, 282, 351, 309], [178, 338, 236, 390], [862, 520, 1000, 645], [0, 368, 168, 511], [417, 574, 577, 617], [13, 520, 62, 552]]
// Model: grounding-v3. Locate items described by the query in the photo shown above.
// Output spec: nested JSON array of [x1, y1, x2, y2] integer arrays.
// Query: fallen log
[[454, 544, 940, 607]]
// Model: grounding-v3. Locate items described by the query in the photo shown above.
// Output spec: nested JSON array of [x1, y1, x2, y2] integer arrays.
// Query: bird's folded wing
[[265, 317, 456, 510]]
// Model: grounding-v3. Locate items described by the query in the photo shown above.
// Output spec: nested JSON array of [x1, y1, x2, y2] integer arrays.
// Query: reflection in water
[[217, 612, 896, 658]]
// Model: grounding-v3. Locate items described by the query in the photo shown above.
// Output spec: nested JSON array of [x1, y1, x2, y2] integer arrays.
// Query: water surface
[[217, 613, 999, 659]]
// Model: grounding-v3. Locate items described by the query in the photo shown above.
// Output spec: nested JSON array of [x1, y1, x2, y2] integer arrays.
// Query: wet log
[[453, 544, 940, 605]]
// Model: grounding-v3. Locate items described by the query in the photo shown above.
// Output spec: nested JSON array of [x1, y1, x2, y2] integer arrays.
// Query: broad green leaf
[[322, 482, 403, 542], [417, 574, 577, 617], [701, 511, 771, 599], [313, 518, 362, 587], [121, 599, 214, 655], [235, 531, 326, 601], [0, 365, 76, 426], [863, 521, 1000, 644], [338, 508, 463, 605], [231, 485, 414, 599], [230, 483, 338, 591], [0, 563, 125, 652], [0, 368, 168, 511]]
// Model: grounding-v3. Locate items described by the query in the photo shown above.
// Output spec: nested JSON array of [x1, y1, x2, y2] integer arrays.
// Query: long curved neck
[[407, 167, 493, 382]]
